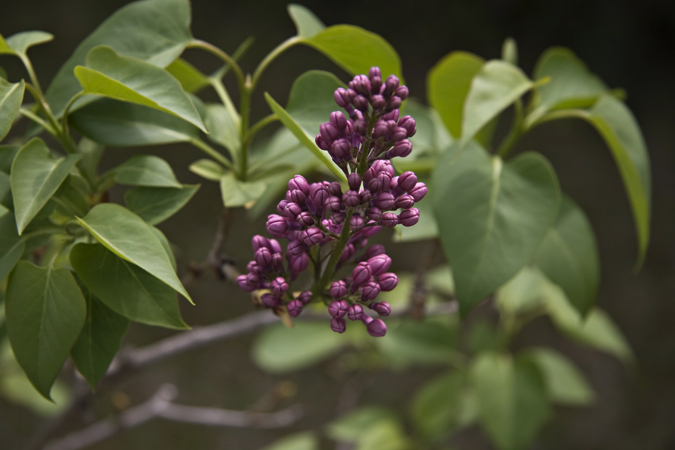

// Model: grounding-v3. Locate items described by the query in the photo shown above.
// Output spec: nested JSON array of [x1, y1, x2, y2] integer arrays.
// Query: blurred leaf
[[527, 47, 607, 125], [534, 195, 599, 316], [0, 78, 24, 141], [0, 66, 5, 79], [393, 194, 438, 242], [70, 289, 128, 389], [461, 60, 533, 147], [70, 99, 200, 146], [411, 370, 465, 440], [189, 159, 227, 181], [220, 173, 265, 208], [427, 51, 484, 139], [45, 0, 193, 116], [376, 318, 458, 368], [6, 262, 86, 399], [300, 26, 402, 80], [399, 99, 452, 158], [357, 419, 411, 450], [467, 319, 500, 354], [496, 266, 547, 316], [76, 203, 191, 301], [288, 4, 325, 38], [70, 243, 188, 329], [75, 46, 206, 132], [2, 31, 53, 56], [0, 208, 24, 282], [125, 184, 199, 225], [326, 406, 400, 443], [426, 264, 455, 297], [432, 142, 560, 316], [77, 138, 104, 185], [471, 353, 550, 450], [501, 38, 518, 65], [166, 58, 210, 93], [10, 138, 81, 234], [262, 432, 318, 450], [252, 322, 348, 373], [113, 155, 181, 188], [205, 103, 240, 154], [520, 347, 594, 406]]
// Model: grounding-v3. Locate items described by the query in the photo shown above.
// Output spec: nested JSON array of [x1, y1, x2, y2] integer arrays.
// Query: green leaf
[[0, 78, 24, 141], [166, 58, 210, 93], [262, 432, 319, 450], [393, 194, 438, 242], [461, 60, 534, 146], [496, 266, 547, 316], [205, 103, 240, 154], [471, 353, 550, 450], [432, 142, 560, 315], [125, 184, 198, 225], [70, 289, 128, 390], [189, 159, 227, 181], [70, 99, 200, 146], [398, 100, 453, 158], [527, 47, 607, 125], [219, 173, 265, 208], [113, 155, 181, 188], [0, 66, 6, 79], [534, 196, 599, 316], [301, 25, 402, 81], [0, 208, 24, 282], [10, 138, 82, 234], [5, 262, 86, 399], [151, 226, 177, 270], [326, 406, 400, 443], [74, 46, 206, 132], [376, 318, 458, 368], [411, 371, 465, 440], [0, 145, 19, 172], [428, 52, 484, 139], [3, 31, 53, 56], [75, 203, 191, 302], [501, 38, 518, 65], [520, 347, 594, 406], [70, 243, 188, 329], [45, 0, 193, 116], [252, 322, 348, 373], [0, 35, 12, 54], [288, 4, 325, 38]]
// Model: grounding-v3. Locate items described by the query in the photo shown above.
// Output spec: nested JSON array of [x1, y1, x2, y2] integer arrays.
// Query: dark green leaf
[[75, 203, 191, 302], [125, 184, 199, 225], [3, 31, 53, 56], [52, 176, 91, 217], [70, 243, 188, 329], [189, 159, 227, 181], [0, 78, 24, 141], [75, 46, 206, 132], [288, 4, 325, 38], [151, 226, 176, 270], [0, 145, 19, 172], [70, 289, 128, 389], [534, 196, 599, 316], [520, 347, 594, 406], [220, 173, 265, 208], [166, 58, 210, 93], [10, 138, 81, 234], [471, 353, 550, 450], [6, 262, 86, 399], [45, 0, 193, 116], [113, 155, 181, 188], [70, 99, 200, 146], [0, 208, 24, 282], [376, 318, 457, 368], [432, 142, 560, 315], [411, 371, 465, 440]]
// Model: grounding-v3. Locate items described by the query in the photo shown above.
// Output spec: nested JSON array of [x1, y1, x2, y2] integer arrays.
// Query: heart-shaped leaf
[[166, 58, 210, 93], [432, 142, 560, 315], [6, 262, 86, 399], [0, 78, 24, 142], [75, 203, 191, 302], [113, 155, 181, 188], [0, 31, 53, 57], [74, 46, 206, 132], [70, 243, 188, 329], [10, 138, 81, 234], [125, 184, 199, 225], [219, 173, 266, 208], [189, 159, 227, 181], [45, 0, 193, 116], [288, 4, 325, 38]]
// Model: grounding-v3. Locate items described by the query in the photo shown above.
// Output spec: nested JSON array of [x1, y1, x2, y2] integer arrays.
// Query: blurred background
[[1, 0, 674, 448]]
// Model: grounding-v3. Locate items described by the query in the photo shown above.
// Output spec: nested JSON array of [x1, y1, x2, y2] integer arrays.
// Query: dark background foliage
[[1, 0, 674, 448]]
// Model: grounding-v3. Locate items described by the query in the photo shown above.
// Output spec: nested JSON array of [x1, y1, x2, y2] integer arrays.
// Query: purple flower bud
[[359, 189, 372, 204], [289, 175, 310, 195], [352, 262, 372, 288], [353, 95, 369, 111], [282, 201, 302, 219], [361, 281, 381, 301], [332, 212, 346, 225], [325, 195, 342, 212], [298, 291, 312, 305], [340, 243, 355, 262], [330, 280, 348, 299], [371, 94, 385, 110], [261, 293, 279, 308], [328, 182, 342, 196], [247, 261, 259, 273], [361, 224, 381, 237], [272, 253, 283, 271], [347, 304, 364, 321], [391, 126, 408, 142], [372, 301, 391, 316], [389, 140, 412, 158], [373, 121, 390, 139], [374, 192, 396, 210], [343, 190, 361, 208], [237, 274, 255, 292], [366, 244, 386, 258], [350, 214, 365, 231], [296, 211, 314, 228], [277, 199, 289, 216], [398, 115, 417, 137], [395, 85, 409, 100], [315, 134, 330, 151], [382, 109, 400, 122], [320, 122, 340, 144], [271, 277, 288, 297], [372, 160, 395, 177], [378, 272, 398, 291], [331, 317, 347, 334], [330, 111, 348, 130], [246, 272, 260, 285], [386, 96, 402, 111], [369, 66, 382, 80], [348, 173, 361, 191], [367, 207, 383, 222], [329, 300, 349, 318], [383, 75, 400, 96], [398, 171, 418, 192], [252, 235, 269, 252], [331, 139, 352, 160], [395, 193, 416, 210], [399, 208, 420, 227], [368, 254, 392, 276], [290, 189, 307, 205], [352, 74, 371, 96], [287, 299, 303, 317], [367, 318, 387, 337], [287, 239, 305, 256], [255, 247, 273, 267], [353, 118, 367, 135], [289, 253, 309, 274], [301, 227, 324, 247], [410, 183, 427, 202], [334, 87, 353, 108], [269, 239, 282, 254], [380, 212, 398, 228], [267, 214, 288, 237]]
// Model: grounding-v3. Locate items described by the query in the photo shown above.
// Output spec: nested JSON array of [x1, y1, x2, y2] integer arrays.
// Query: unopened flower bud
[[296, 212, 314, 228], [287, 239, 305, 256], [395, 85, 409, 100], [348, 173, 361, 191], [289, 253, 309, 274], [237, 275, 255, 292], [325, 195, 342, 212], [347, 304, 364, 321], [289, 175, 310, 195], [367, 318, 387, 337], [352, 74, 371, 96], [330, 280, 348, 299], [343, 190, 361, 208], [361, 224, 381, 237], [361, 281, 381, 300], [290, 189, 307, 205], [395, 193, 415, 210], [301, 227, 324, 247], [378, 272, 398, 291], [398, 115, 416, 137], [372, 301, 391, 316], [320, 122, 339, 144], [352, 262, 372, 288], [374, 193, 396, 210], [252, 235, 269, 252], [367, 207, 383, 222], [267, 215, 288, 237], [331, 139, 352, 160], [331, 317, 347, 333], [269, 239, 282, 254], [282, 201, 302, 219], [340, 244, 355, 262], [261, 293, 279, 308], [366, 244, 386, 258], [398, 171, 418, 192], [315, 134, 330, 151], [334, 87, 353, 108], [371, 94, 385, 109], [389, 140, 412, 158], [330, 111, 348, 129], [287, 299, 303, 317], [386, 96, 402, 111], [255, 247, 273, 267], [391, 126, 408, 142], [399, 208, 420, 227], [298, 291, 312, 305], [410, 183, 427, 202], [271, 277, 288, 297], [368, 254, 392, 276], [383, 75, 399, 96], [329, 300, 349, 318], [353, 95, 369, 111]]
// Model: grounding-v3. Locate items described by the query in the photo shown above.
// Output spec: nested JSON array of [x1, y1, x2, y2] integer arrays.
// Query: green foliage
[[411, 371, 466, 440], [125, 185, 199, 225], [0, 78, 24, 141], [112, 155, 182, 188]]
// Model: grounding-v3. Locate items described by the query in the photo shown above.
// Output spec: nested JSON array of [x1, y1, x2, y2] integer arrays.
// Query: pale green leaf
[[326, 406, 400, 443], [6, 262, 86, 399], [113, 155, 181, 188], [262, 432, 319, 450], [0, 78, 24, 141], [166, 58, 210, 93], [219, 173, 266, 208], [189, 159, 227, 181], [375, 318, 457, 368], [497, 266, 547, 316], [4, 31, 53, 56], [288, 4, 325, 38], [10, 138, 81, 234], [501, 38, 518, 65], [75, 203, 191, 302], [205, 103, 240, 154], [411, 371, 465, 439], [125, 184, 199, 225]]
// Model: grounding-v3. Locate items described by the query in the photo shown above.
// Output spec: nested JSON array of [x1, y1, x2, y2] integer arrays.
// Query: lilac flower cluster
[[238, 67, 427, 337]]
